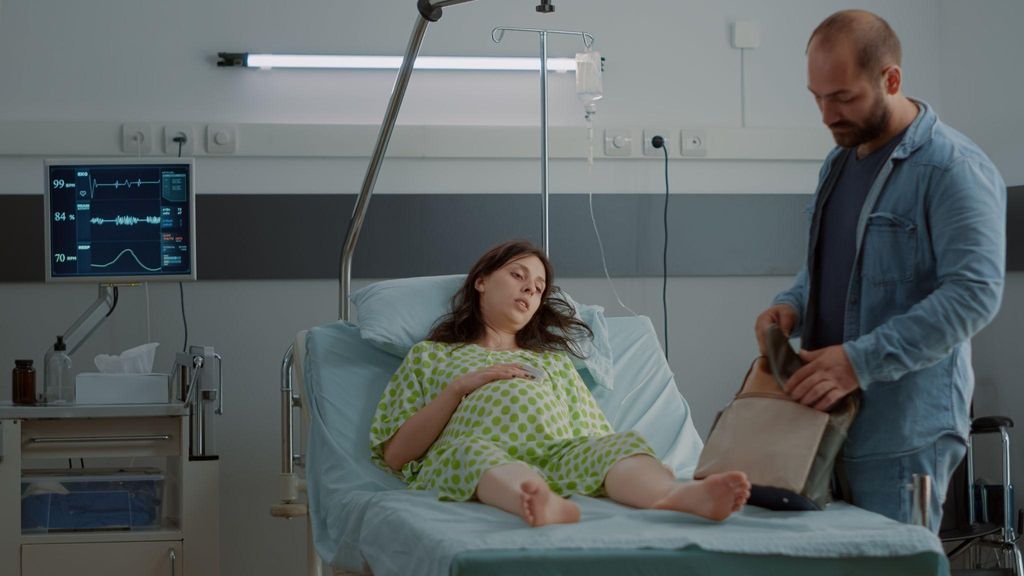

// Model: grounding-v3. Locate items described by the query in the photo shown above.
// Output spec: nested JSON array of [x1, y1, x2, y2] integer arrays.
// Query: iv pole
[[491, 26, 594, 260], [338, 0, 559, 320]]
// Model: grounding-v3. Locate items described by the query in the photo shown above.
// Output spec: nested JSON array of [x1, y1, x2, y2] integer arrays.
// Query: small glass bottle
[[44, 336, 73, 405], [12, 359, 36, 405]]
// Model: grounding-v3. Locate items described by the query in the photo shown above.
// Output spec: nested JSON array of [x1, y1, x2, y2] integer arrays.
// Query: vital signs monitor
[[44, 159, 196, 282]]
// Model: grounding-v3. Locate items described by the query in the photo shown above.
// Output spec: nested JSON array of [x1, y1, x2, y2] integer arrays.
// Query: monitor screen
[[45, 159, 196, 282]]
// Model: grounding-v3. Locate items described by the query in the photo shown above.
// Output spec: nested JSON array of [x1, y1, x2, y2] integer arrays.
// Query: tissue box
[[75, 373, 169, 404], [21, 469, 164, 532]]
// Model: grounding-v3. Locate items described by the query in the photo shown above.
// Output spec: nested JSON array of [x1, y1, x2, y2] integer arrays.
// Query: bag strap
[[734, 357, 763, 395], [832, 448, 853, 503]]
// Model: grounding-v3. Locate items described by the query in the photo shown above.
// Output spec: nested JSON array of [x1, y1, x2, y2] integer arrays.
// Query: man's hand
[[784, 345, 860, 411], [754, 304, 798, 354]]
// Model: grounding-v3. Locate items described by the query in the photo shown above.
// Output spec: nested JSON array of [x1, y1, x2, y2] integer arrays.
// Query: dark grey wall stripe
[[3, 195, 46, 282], [1007, 185, 1024, 271], [4, 187, 1021, 281]]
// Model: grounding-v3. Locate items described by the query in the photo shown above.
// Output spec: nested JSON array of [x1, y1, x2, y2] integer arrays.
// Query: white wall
[[2, 1, 1022, 575], [937, 0, 1024, 186]]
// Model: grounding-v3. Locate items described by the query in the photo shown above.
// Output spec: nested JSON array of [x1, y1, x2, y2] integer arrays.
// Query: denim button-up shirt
[[772, 100, 1006, 459]]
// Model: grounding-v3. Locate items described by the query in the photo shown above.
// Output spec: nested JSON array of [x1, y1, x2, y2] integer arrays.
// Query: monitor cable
[[104, 286, 119, 317], [144, 282, 152, 342], [179, 283, 188, 353], [651, 135, 669, 360], [174, 135, 190, 353]]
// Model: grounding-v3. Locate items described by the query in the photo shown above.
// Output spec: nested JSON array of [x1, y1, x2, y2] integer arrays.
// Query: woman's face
[[475, 254, 547, 332]]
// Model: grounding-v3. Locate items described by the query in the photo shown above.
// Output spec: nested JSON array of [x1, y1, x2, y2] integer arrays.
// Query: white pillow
[[350, 275, 615, 390]]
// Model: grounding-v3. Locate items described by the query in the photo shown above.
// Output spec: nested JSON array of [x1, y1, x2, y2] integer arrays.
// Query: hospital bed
[[273, 275, 949, 576]]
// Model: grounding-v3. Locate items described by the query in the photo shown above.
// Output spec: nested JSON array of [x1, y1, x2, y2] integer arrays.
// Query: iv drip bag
[[576, 50, 603, 116]]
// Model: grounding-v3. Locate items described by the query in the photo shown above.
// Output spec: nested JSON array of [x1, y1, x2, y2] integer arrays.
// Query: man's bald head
[[808, 10, 901, 78]]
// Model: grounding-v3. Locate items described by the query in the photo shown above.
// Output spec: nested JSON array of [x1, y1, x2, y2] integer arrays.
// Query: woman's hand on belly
[[451, 363, 536, 398]]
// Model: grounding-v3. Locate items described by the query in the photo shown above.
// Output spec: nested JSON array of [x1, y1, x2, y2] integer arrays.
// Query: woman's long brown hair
[[428, 240, 593, 358]]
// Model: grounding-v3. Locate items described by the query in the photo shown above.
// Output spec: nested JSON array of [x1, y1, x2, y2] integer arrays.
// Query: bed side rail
[[271, 336, 329, 576], [271, 339, 308, 519]]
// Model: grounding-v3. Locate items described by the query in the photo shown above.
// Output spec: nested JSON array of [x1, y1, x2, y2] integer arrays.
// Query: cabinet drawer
[[21, 417, 180, 459], [22, 541, 182, 576]]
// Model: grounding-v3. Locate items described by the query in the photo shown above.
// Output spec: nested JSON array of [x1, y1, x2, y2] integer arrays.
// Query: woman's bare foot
[[651, 471, 751, 521], [519, 479, 581, 527]]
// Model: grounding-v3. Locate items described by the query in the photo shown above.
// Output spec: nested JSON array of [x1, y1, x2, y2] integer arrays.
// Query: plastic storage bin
[[20, 469, 164, 532]]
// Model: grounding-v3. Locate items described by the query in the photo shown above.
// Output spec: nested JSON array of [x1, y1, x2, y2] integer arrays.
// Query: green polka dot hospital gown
[[370, 341, 656, 501]]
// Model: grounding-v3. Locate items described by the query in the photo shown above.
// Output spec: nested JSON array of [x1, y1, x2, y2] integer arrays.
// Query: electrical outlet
[[642, 128, 672, 157], [680, 129, 708, 157], [163, 124, 194, 156], [121, 123, 153, 154]]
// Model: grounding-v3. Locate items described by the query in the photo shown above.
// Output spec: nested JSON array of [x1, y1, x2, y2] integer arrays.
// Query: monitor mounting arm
[[61, 285, 117, 356]]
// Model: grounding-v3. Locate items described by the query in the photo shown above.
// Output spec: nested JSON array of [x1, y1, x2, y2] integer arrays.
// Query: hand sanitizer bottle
[[44, 336, 73, 404]]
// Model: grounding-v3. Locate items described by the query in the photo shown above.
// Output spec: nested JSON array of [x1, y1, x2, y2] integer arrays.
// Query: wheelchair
[[940, 416, 1023, 575]]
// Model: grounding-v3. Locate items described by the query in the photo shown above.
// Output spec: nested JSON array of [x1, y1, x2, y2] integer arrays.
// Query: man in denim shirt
[[755, 10, 1005, 531]]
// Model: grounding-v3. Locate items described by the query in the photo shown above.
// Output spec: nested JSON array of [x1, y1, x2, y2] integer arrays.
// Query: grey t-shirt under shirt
[[811, 132, 905, 348]]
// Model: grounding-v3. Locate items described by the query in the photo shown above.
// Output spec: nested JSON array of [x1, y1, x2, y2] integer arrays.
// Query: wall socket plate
[[163, 124, 194, 156], [642, 128, 672, 156], [206, 124, 237, 154], [603, 129, 633, 157], [732, 20, 761, 49], [121, 123, 153, 154], [680, 129, 708, 157]]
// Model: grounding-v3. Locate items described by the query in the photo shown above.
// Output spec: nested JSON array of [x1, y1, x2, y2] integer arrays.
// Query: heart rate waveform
[[90, 248, 161, 272], [92, 178, 161, 190], [90, 215, 162, 226]]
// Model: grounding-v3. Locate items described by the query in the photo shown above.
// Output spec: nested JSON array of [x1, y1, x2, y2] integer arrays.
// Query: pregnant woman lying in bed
[[370, 240, 750, 527]]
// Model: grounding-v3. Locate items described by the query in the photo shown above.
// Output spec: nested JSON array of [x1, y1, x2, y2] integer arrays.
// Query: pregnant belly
[[445, 379, 572, 442]]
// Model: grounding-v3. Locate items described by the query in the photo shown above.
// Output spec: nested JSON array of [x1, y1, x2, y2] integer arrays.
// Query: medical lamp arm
[[339, 10, 431, 320], [338, 0, 555, 320]]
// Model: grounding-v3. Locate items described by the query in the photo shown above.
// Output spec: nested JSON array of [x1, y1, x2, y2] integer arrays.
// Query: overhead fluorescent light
[[217, 52, 575, 72]]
